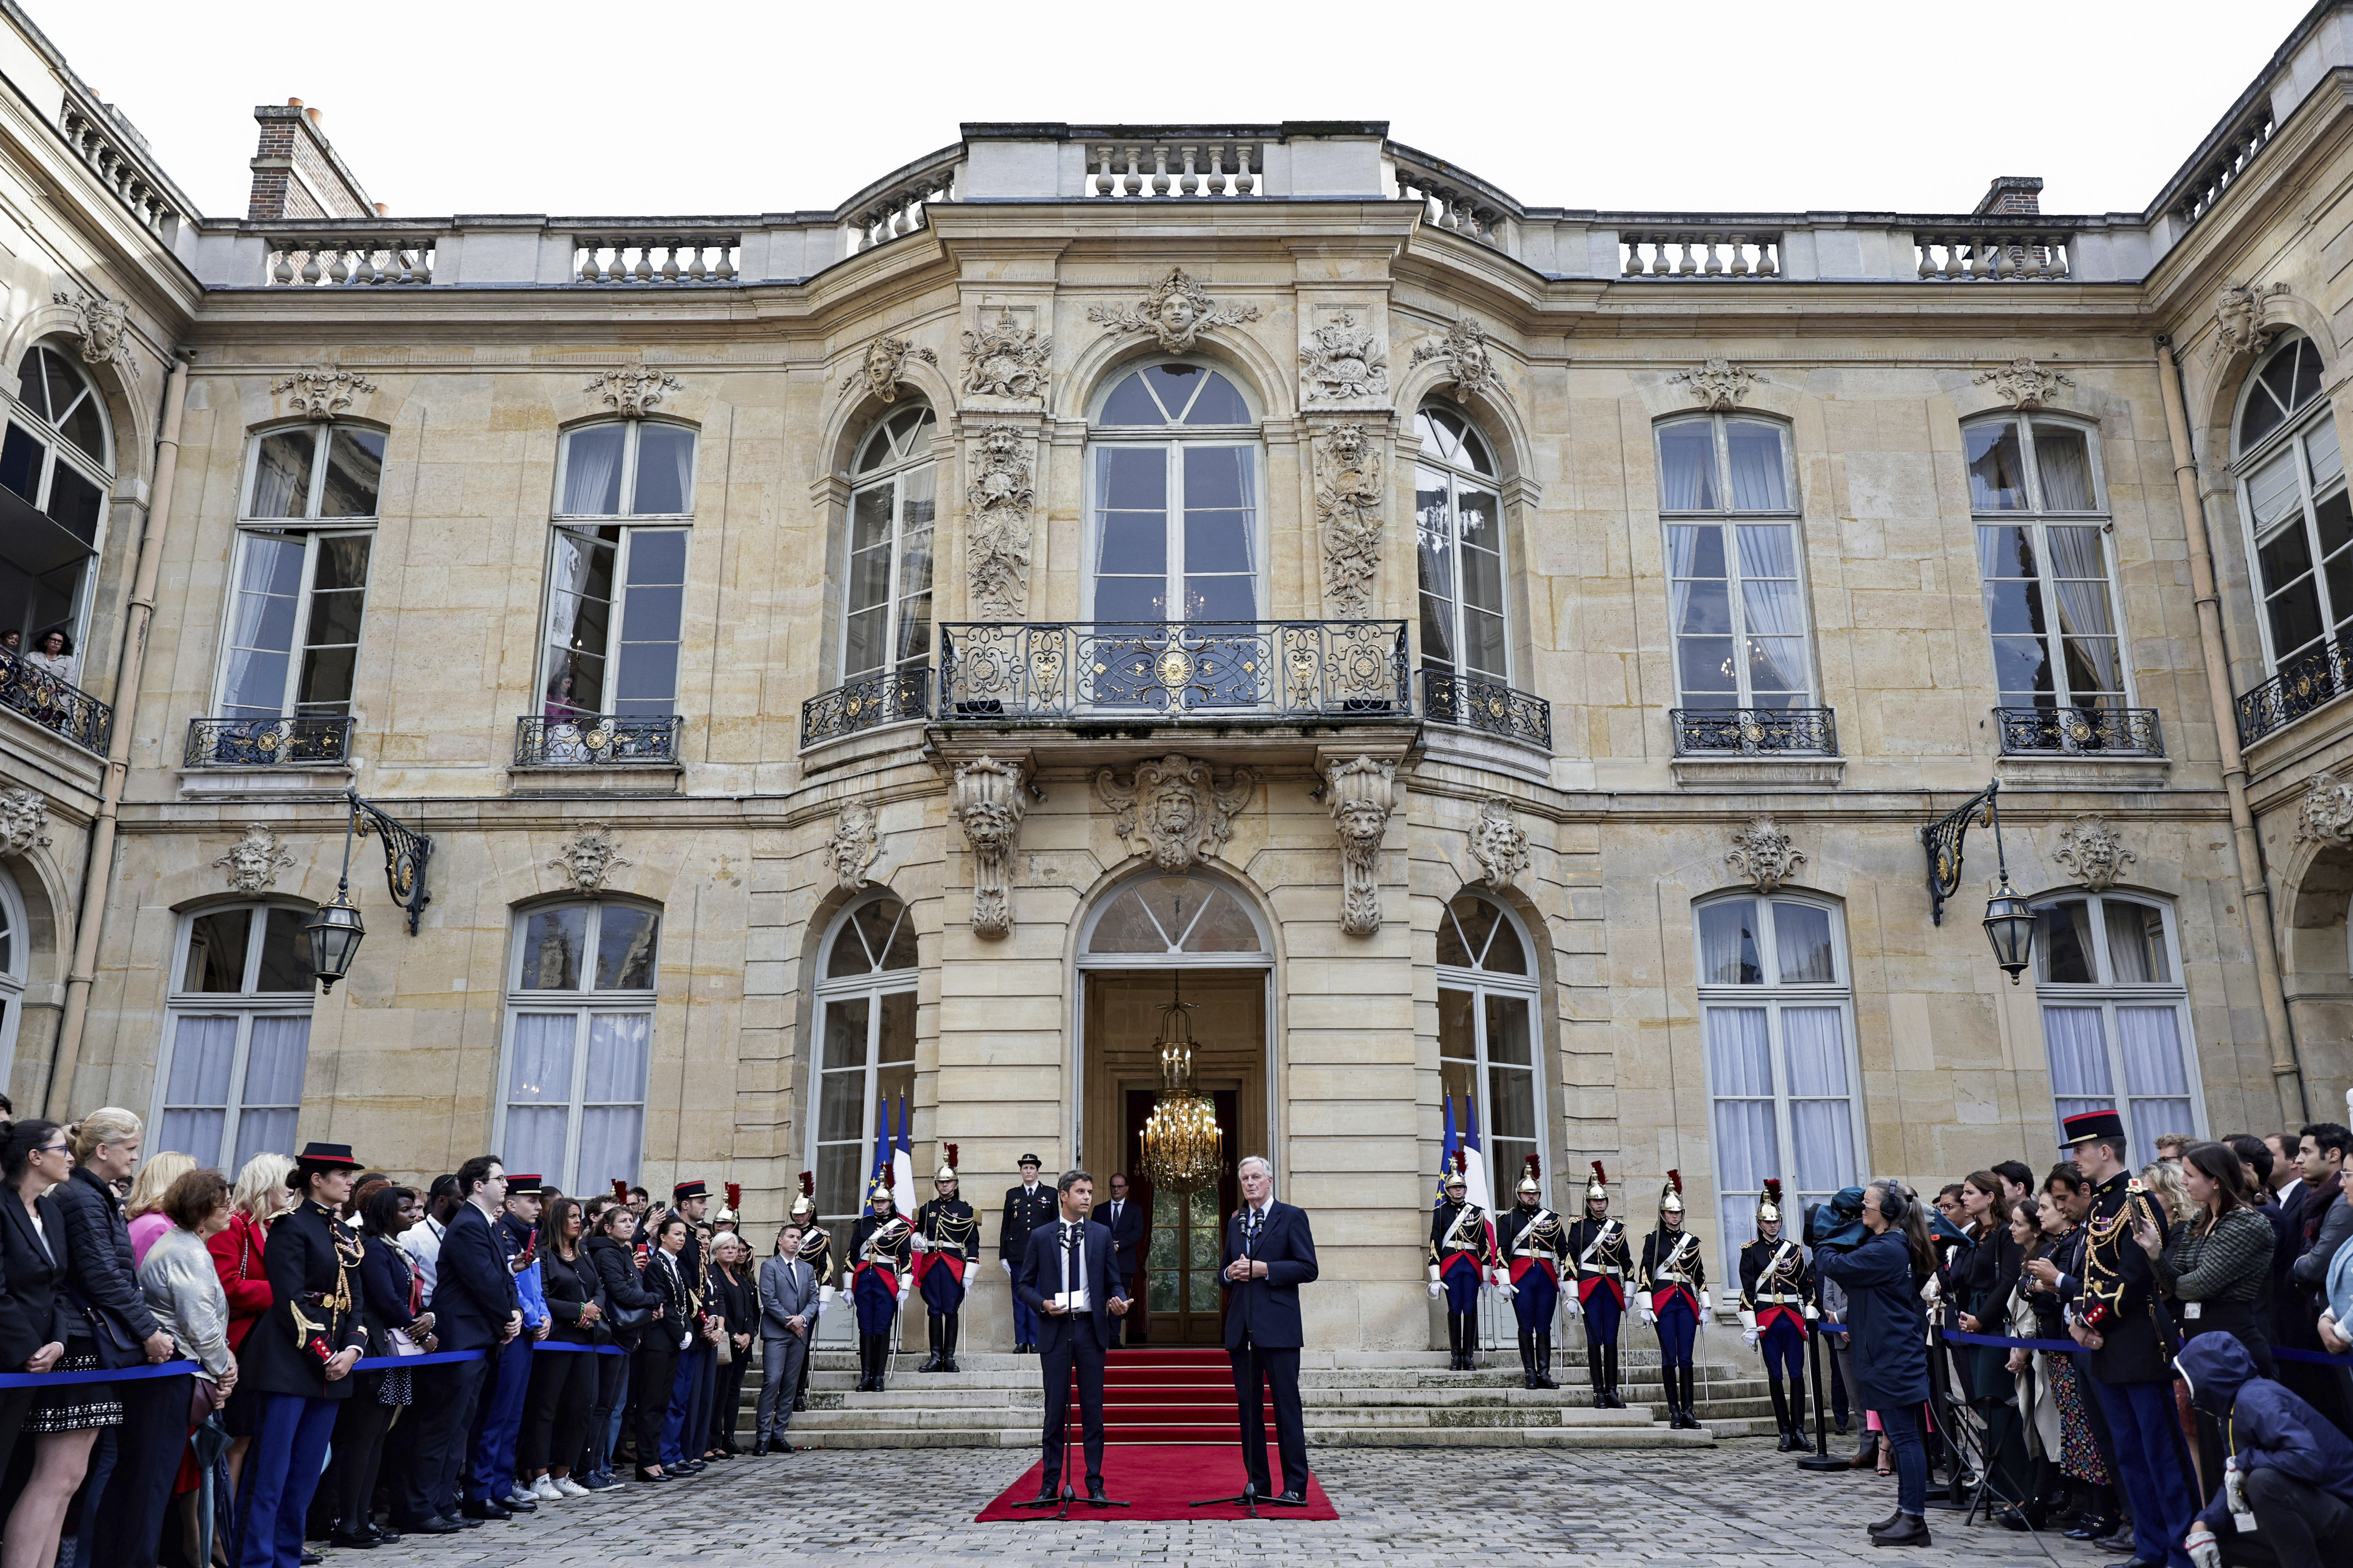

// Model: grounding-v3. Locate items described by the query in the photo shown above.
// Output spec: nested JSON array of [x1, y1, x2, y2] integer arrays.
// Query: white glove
[[898, 1284, 910, 1304], [2187, 1528, 2221, 1568], [1562, 1294, 1582, 1318], [1002, 1259, 1013, 1275], [1738, 1310, 1758, 1336], [1492, 1267, 1511, 1290], [2224, 1458, 2248, 1517], [909, 1234, 928, 1252], [1641, 1306, 1657, 1326], [1427, 1280, 1443, 1299], [1497, 1283, 1516, 1301], [1804, 1301, 1818, 1320], [1635, 1291, 1653, 1317], [1427, 1265, 1441, 1284], [818, 1285, 835, 1305], [1743, 1328, 1760, 1349], [1699, 1291, 1712, 1317]]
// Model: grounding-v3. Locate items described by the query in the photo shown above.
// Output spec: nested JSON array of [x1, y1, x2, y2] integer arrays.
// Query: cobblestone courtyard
[[345, 1440, 2121, 1566]]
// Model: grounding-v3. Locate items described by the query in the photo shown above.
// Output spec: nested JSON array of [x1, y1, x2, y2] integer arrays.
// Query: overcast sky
[[36, 0, 2317, 221]]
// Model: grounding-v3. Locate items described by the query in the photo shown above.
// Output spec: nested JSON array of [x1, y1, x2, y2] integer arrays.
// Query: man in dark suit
[[999, 1154, 1055, 1353], [1220, 1154, 1318, 1503], [1101, 1173, 1146, 1346], [405, 1155, 522, 1531], [1014, 1169, 1129, 1503]]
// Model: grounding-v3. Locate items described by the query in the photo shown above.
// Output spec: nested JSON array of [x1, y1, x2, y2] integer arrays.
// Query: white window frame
[[1084, 360, 1264, 626], [210, 525, 376, 721], [839, 406, 938, 684], [551, 419, 698, 525], [0, 866, 29, 1088], [3, 343, 116, 657], [1962, 412, 2132, 711], [2031, 890, 2204, 1159], [152, 900, 316, 1174], [805, 893, 920, 1237], [1693, 891, 1867, 1253], [492, 899, 660, 1195], [235, 423, 388, 525], [1435, 891, 1547, 1196], [2231, 335, 2349, 674], [1414, 403, 1511, 685], [541, 419, 698, 722], [1656, 412, 1817, 710]]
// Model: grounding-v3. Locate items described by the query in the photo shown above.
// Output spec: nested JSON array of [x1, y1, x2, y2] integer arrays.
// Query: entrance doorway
[[1123, 1087, 1239, 1343]]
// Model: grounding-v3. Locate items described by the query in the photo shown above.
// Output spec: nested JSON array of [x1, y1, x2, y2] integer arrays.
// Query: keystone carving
[[841, 334, 936, 404], [1973, 357, 2074, 410], [1726, 817, 1804, 894], [960, 313, 1051, 401], [1093, 754, 1258, 872], [215, 824, 295, 894], [1468, 797, 1529, 891], [1668, 356, 1761, 411], [2052, 815, 2135, 893], [1088, 267, 1260, 353], [1408, 316, 1509, 403], [2298, 771, 2353, 845], [53, 290, 132, 370], [949, 756, 1031, 938], [0, 787, 49, 856], [1325, 755, 1398, 936], [272, 367, 376, 422], [549, 824, 630, 893], [2211, 280, 2292, 362], [965, 423, 1034, 619], [584, 367, 684, 420], [1299, 310, 1389, 403], [1314, 423, 1384, 616], [831, 799, 880, 891]]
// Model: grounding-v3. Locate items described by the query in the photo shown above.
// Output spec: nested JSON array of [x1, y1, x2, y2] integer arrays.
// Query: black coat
[[355, 1229, 418, 1353], [239, 1199, 368, 1401], [52, 1164, 160, 1365], [538, 1247, 607, 1345], [707, 1267, 755, 1340], [0, 1192, 72, 1368], [640, 1248, 695, 1353], [585, 1235, 655, 1350], [998, 1182, 1055, 1264], [1816, 1229, 1930, 1408], [431, 1203, 520, 1353]]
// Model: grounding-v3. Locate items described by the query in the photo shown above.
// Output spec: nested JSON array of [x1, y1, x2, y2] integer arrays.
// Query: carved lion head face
[[1335, 799, 1387, 848]]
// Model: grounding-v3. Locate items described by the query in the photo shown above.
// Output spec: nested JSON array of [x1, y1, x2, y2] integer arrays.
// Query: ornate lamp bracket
[[1920, 778, 2004, 927], [346, 789, 433, 934]]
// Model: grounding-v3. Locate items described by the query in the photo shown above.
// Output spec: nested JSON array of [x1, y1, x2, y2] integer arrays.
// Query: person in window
[[1426, 1160, 1495, 1373], [581, 1202, 651, 1490], [704, 1230, 755, 1458], [136, 1168, 238, 1568], [1815, 1182, 1938, 1548], [0, 630, 20, 658], [24, 628, 74, 685], [632, 1215, 693, 1483], [331, 1183, 429, 1549], [520, 1195, 605, 1501], [1636, 1171, 1710, 1430]]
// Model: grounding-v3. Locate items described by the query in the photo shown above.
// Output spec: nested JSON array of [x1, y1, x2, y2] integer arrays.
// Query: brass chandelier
[[1137, 972, 1222, 1195]]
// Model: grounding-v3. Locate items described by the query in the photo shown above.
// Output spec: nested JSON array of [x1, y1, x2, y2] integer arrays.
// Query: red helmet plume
[[725, 1182, 742, 1211], [610, 1179, 628, 1202], [798, 1171, 815, 1199]]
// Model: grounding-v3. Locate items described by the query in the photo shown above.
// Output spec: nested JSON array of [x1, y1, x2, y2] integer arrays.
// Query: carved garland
[[1299, 311, 1389, 403], [966, 423, 1035, 619], [1314, 423, 1384, 616], [584, 367, 684, 420], [1973, 358, 2074, 410], [1668, 357, 1761, 411], [1087, 267, 1261, 353], [273, 367, 377, 422]]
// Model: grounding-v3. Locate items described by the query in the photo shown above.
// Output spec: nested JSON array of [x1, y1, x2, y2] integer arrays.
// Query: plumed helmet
[[935, 1142, 959, 1185], [1440, 1147, 1467, 1198], [1586, 1160, 1609, 1205], [1661, 1168, 1686, 1217], [1516, 1154, 1542, 1198], [867, 1174, 895, 1205], [790, 1171, 815, 1220], [713, 1181, 742, 1226], [1757, 1177, 1783, 1226]]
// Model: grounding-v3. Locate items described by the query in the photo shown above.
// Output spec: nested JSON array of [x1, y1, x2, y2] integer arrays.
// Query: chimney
[[1973, 176, 2043, 217], [246, 97, 379, 223]]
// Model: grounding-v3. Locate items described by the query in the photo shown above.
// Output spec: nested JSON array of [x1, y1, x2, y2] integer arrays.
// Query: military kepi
[[673, 1178, 708, 1201], [294, 1141, 361, 1168], [2060, 1108, 2127, 1148], [506, 1173, 542, 1191]]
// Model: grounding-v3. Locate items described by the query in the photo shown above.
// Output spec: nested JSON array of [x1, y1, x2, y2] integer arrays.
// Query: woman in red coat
[[207, 1154, 294, 1506]]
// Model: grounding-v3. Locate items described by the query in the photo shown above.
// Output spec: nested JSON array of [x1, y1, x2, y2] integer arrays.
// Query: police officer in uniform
[[1426, 1159, 1498, 1371], [1738, 1178, 1817, 1451], [998, 1154, 1055, 1354], [1564, 1161, 1631, 1407], [787, 1173, 831, 1413], [1496, 1155, 1569, 1389], [1638, 1170, 1711, 1429], [913, 1144, 978, 1373], [847, 1176, 911, 1391]]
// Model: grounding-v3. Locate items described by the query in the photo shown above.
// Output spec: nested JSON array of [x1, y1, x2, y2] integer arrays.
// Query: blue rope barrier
[[1942, 1325, 2353, 1368]]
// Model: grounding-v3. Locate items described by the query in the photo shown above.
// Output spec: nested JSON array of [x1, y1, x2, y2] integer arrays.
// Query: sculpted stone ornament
[[2298, 771, 2353, 845], [831, 799, 881, 891], [1093, 754, 1259, 872], [1299, 311, 1390, 403], [272, 367, 377, 422], [1408, 316, 1508, 403], [549, 824, 631, 892], [215, 824, 295, 894], [959, 313, 1052, 402], [1087, 267, 1261, 353], [1326, 755, 1398, 936], [842, 334, 936, 404], [54, 290, 132, 369], [966, 423, 1034, 619], [1468, 797, 1530, 891], [2053, 816, 2135, 893], [2211, 280, 2291, 362], [584, 367, 684, 420], [0, 787, 49, 856], [1726, 817, 1805, 894], [1668, 357, 1762, 411], [1314, 424, 1384, 616], [1973, 358, 2074, 410], [949, 756, 1032, 938]]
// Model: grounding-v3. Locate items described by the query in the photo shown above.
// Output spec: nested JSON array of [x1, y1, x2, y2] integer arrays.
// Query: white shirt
[[402, 1214, 446, 1299], [1059, 1219, 1086, 1301], [2280, 1176, 2306, 1211]]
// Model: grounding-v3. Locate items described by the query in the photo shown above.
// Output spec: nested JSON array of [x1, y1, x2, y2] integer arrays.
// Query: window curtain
[[630, 425, 695, 516], [232, 1015, 310, 1174], [2042, 1005, 2114, 1138], [160, 1015, 237, 1167], [1698, 900, 1759, 985], [560, 427, 625, 516], [247, 433, 309, 520], [220, 534, 307, 718], [1707, 1003, 1777, 1255], [2033, 428, 2095, 510], [505, 1013, 578, 1188], [577, 1012, 651, 1192], [1782, 1007, 1855, 1199], [1657, 423, 1717, 510], [1725, 422, 1788, 510], [1667, 525, 1718, 642]]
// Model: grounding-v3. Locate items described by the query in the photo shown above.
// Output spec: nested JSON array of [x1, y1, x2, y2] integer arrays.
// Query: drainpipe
[[2155, 336, 2307, 1125], [44, 349, 190, 1118]]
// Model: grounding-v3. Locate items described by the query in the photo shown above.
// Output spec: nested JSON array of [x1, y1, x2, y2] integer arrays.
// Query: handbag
[[608, 1296, 650, 1333]]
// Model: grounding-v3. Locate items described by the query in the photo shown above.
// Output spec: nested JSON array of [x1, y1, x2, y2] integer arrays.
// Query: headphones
[[1876, 1181, 1915, 1226]]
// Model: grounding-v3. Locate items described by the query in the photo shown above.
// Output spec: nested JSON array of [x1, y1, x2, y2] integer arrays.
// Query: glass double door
[[1122, 1087, 1240, 1344]]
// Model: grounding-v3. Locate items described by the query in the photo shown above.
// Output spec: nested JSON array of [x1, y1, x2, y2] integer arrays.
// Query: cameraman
[[1816, 1181, 1938, 1549]]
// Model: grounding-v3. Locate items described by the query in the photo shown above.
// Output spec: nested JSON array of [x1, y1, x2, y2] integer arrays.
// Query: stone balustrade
[[1913, 229, 2075, 281], [841, 150, 959, 253], [1086, 140, 1260, 197], [266, 234, 438, 285], [574, 233, 740, 284], [61, 104, 180, 236], [1618, 231, 1781, 278], [1391, 145, 1515, 247], [2174, 104, 2276, 229]]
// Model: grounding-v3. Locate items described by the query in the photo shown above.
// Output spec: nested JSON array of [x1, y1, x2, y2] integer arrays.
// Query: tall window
[[1416, 406, 1507, 682], [543, 421, 695, 719], [1695, 892, 1863, 1251], [1657, 414, 1811, 709], [2235, 336, 2348, 672], [2035, 892, 2198, 1161], [1966, 416, 2126, 712], [809, 896, 918, 1228], [1436, 892, 1544, 1197], [498, 900, 659, 1194], [0, 868, 29, 1087], [843, 407, 936, 680], [0, 343, 112, 656], [156, 903, 315, 1174], [1089, 364, 1258, 623], [219, 424, 383, 721]]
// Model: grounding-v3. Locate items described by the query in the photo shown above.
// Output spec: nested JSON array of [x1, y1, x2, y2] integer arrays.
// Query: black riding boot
[[940, 1313, 959, 1373], [1769, 1376, 1794, 1450], [1680, 1364, 1700, 1429], [1787, 1375, 1811, 1451], [853, 1334, 871, 1391], [1602, 1341, 1620, 1408], [920, 1313, 942, 1372], [1536, 1333, 1557, 1389], [1445, 1312, 1465, 1370], [1586, 1339, 1606, 1403], [1517, 1330, 1538, 1389]]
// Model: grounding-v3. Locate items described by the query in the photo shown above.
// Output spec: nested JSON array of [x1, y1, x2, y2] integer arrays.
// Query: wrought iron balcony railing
[[514, 713, 682, 766], [801, 668, 929, 749], [0, 649, 110, 755], [1420, 668, 1551, 750], [185, 716, 355, 767], [1671, 706, 1839, 756], [2236, 639, 2353, 748], [1994, 706, 2163, 758], [938, 620, 1409, 723]]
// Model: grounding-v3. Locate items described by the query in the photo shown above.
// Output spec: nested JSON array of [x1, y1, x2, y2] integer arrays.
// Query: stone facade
[[4, 3, 2351, 1355]]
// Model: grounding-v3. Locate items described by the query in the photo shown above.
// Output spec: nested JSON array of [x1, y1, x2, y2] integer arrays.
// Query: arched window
[[0, 343, 112, 661], [497, 899, 660, 1193], [2235, 335, 2348, 676], [1081, 872, 1269, 960], [155, 901, 315, 1173], [1964, 414, 2128, 721], [1436, 891, 1543, 1202], [1694, 891, 1863, 1251], [2033, 891, 2198, 1161], [842, 406, 936, 681], [540, 420, 696, 729], [809, 895, 918, 1226], [1089, 363, 1258, 624], [0, 867, 29, 1086], [1656, 414, 1814, 711], [1416, 405, 1507, 685]]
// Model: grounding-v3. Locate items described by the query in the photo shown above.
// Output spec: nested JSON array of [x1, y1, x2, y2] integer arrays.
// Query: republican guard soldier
[[1737, 1178, 1817, 1450], [1427, 1155, 1498, 1371], [1496, 1155, 1569, 1389], [1564, 1161, 1631, 1407], [913, 1144, 978, 1373], [1637, 1170, 1711, 1429]]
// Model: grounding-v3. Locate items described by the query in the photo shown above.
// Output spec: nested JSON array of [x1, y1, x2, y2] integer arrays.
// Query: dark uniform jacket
[[794, 1223, 833, 1292], [850, 1212, 912, 1286], [1497, 1203, 1569, 1281], [1638, 1226, 1707, 1307], [1737, 1234, 1815, 1328], [240, 1199, 369, 1400], [1428, 1200, 1498, 1275], [540, 1247, 607, 1345], [1564, 1213, 1631, 1299], [998, 1182, 1055, 1266], [918, 1197, 978, 1263], [2075, 1170, 2174, 1384], [0, 1193, 73, 1367]]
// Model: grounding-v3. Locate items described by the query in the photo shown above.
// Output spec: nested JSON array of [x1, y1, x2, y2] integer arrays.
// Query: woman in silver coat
[[135, 1167, 236, 1568]]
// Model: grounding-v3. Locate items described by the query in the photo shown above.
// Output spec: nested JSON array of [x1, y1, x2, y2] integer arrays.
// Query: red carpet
[[975, 1442, 1337, 1521]]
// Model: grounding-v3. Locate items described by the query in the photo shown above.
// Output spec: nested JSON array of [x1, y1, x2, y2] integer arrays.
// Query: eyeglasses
[[33, 1143, 66, 1157]]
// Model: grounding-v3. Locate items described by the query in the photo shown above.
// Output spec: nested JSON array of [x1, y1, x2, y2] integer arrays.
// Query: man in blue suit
[[1101, 1173, 1147, 1346], [1221, 1154, 1318, 1502], [404, 1155, 521, 1532], [1015, 1169, 1129, 1504]]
